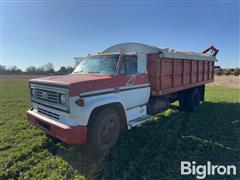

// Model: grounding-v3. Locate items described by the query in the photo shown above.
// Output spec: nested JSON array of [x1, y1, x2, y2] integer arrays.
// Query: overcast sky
[[1, 1, 239, 70]]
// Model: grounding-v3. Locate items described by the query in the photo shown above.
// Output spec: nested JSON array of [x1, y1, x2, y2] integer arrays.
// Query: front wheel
[[85, 107, 122, 157]]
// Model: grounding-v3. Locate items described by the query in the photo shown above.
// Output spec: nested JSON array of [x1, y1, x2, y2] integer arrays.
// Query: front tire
[[85, 107, 122, 157]]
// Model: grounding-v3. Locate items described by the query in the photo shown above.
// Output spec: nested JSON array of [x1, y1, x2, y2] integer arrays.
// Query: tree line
[[0, 63, 74, 75], [215, 68, 240, 76]]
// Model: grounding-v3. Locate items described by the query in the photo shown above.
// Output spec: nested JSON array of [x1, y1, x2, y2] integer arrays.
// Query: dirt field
[[0, 75, 239, 179], [210, 75, 240, 88]]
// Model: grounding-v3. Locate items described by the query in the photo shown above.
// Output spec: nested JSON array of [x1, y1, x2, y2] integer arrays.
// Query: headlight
[[59, 94, 66, 104], [31, 88, 36, 97]]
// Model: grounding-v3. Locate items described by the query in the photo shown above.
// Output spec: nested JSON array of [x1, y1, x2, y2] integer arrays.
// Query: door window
[[120, 56, 138, 75]]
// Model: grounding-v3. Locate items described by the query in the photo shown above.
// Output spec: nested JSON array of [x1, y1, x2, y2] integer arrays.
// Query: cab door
[[116, 55, 150, 110]]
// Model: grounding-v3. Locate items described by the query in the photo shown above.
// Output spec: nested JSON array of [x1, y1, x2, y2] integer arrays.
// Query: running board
[[128, 115, 152, 128]]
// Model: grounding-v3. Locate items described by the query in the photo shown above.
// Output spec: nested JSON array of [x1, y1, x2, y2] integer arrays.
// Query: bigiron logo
[[181, 161, 237, 179]]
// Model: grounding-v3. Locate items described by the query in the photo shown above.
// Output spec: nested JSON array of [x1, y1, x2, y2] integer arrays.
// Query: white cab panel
[[117, 86, 150, 110], [126, 105, 147, 121], [137, 53, 147, 74]]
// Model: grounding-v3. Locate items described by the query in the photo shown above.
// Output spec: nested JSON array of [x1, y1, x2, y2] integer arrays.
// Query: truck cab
[[27, 42, 218, 156], [27, 51, 152, 156]]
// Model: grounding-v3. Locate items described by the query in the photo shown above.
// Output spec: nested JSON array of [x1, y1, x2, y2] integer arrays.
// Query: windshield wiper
[[73, 70, 84, 74], [73, 71, 100, 74], [87, 71, 100, 74]]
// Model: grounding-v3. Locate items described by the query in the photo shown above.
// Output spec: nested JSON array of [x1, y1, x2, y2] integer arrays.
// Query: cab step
[[128, 115, 152, 128]]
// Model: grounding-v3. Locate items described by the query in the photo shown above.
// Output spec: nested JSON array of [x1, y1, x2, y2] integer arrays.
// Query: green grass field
[[0, 77, 239, 179]]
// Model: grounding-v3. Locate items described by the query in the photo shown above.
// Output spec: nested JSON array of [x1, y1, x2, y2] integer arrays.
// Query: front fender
[[70, 94, 126, 126]]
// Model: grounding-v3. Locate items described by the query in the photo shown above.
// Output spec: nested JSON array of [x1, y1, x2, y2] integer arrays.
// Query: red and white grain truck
[[27, 43, 219, 155]]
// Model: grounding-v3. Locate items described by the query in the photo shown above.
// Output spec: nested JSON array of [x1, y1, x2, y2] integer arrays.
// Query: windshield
[[73, 55, 119, 75]]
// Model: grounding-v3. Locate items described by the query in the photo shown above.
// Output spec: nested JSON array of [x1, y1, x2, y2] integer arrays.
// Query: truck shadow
[[47, 101, 240, 179]]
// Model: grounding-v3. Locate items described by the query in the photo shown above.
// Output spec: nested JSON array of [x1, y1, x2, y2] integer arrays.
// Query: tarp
[[103, 42, 217, 61]]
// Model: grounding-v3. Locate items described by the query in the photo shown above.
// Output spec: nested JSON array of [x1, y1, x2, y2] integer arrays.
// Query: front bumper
[[27, 109, 88, 144]]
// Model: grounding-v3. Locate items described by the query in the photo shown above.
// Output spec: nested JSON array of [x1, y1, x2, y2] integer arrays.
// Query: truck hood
[[30, 74, 116, 96], [30, 74, 113, 86]]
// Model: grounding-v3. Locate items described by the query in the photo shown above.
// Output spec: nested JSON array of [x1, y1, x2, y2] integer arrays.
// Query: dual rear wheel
[[179, 87, 201, 112]]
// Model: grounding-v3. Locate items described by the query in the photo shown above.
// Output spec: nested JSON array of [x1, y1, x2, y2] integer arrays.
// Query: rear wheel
[[85, 107, 122, 157], [179, 91, 188, 110], [179, 88, 201, 112], [186, 88, 201, 112]]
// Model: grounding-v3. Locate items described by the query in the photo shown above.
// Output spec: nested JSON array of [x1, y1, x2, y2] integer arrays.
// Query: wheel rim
[[100, 118, 118, 147]]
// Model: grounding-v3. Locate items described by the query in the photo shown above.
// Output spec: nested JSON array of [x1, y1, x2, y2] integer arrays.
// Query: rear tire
[[85, 107, 122, 158], [186, 88, 201, 112], [179, 88, 201, 112], [179, 91, 188, 110]]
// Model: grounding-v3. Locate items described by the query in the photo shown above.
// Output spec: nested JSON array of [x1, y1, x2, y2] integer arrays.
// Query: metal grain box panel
[[147, 54, 214, 96]]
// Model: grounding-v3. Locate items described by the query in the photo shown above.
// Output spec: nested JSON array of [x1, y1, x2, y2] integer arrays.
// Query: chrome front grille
[[30, 83, 69, 111], [38, 107, 60, 120], [35, 89, 59, 103]]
